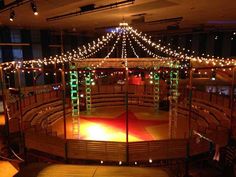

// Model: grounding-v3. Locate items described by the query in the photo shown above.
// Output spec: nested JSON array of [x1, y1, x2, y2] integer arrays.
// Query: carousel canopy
[[0, 22, 235, 71]]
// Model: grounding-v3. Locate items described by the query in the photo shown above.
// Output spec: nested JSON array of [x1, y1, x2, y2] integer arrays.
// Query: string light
[[0, 22, 236, 72]]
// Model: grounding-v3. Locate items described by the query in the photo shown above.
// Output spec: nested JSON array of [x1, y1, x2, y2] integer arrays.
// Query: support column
[[16, 67, 25, 159], [69, 64, 79, 136], [230, 67, 235, 138], [169, 61, 179, 139], [184, 68, 193, 177], [61, 67, 68, 161]]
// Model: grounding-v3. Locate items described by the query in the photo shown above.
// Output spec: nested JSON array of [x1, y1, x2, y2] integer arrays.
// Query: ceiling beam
[[46, 0, 135, 22], [0, 0, 31, 14]]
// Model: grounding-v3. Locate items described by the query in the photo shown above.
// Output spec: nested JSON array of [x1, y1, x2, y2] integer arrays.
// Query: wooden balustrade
[[6, 85, 232, 163], [25, 131, 222, 162], [67, 139, 126, 162], [129, 139, 187, 161], [25, 131, 65, 158], [7, 90, 61, 132]]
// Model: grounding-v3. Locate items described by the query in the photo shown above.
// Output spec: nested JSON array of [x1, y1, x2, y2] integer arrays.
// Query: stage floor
[[51, 106, 188, 142]]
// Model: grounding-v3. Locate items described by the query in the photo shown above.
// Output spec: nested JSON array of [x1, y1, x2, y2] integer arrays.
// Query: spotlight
[[211, 70, 216, 80], [31, 1, 38, 15], [9, 9, 15, 22], [149, 158, 152, 163]]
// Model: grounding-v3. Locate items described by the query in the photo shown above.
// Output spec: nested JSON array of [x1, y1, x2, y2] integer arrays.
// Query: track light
[[9, 9, 15, 22], [31, 1, 38, 15], [211, 70, 216, 80]]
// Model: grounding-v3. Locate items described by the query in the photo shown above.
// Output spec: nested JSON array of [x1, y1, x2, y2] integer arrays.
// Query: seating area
[[0, 1, 236, 177]]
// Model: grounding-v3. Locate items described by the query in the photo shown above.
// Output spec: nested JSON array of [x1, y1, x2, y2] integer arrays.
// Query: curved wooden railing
[[24, 129, 227, 163], [5, 84, 233, 162], [7, 87, 70, 133]]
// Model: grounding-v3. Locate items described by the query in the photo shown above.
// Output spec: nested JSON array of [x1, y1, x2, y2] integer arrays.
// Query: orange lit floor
[[0, 114, 5, 125], [0, 161, 18, 177], [16, 163, 170, 177], [51, 106, 171, 142]]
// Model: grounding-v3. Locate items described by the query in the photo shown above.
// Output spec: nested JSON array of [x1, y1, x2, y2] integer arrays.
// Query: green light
[[153, 68, 160, 111], [69, 64, 80, 136], [85, 71, 92, 112], [169, 61, 179, 139]]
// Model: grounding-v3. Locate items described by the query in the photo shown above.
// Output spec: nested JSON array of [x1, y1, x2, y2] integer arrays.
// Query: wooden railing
[[25, 131, 66, 158], [67, 139, 126, 162], [25, 130, 227, 163], [7, 90, 62, 133], [6, 84, 230, 163]]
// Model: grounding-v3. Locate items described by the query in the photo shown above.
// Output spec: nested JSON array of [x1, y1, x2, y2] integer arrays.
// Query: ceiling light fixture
[[9, 9, 15, 22], [31, 1, 38, 15]]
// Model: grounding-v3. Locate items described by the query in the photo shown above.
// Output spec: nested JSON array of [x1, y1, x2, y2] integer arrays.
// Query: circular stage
[[51, 106, 170, 142]]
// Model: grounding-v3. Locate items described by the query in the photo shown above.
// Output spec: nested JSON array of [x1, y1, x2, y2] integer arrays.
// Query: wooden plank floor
[[51, 106, 170, 141], [16, 163, 170, 177]]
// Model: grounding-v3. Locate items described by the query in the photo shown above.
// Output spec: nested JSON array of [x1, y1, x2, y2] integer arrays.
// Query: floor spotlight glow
[[87, 124, 108, 141]]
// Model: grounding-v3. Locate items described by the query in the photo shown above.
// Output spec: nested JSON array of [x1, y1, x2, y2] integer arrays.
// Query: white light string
[[94, 29, 122, 68]]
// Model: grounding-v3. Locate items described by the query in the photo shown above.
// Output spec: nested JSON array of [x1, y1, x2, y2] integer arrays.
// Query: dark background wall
[[0, 28, 236, 63]]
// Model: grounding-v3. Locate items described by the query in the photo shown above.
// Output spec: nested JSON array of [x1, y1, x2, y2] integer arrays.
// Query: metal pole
[[184, 68, 193, 177], [16, 67, 25, 159], [61, 66, 68, 162], [230, 67, 235, 136], [125, 68, 129, 164], [60, 30, 64, 54]]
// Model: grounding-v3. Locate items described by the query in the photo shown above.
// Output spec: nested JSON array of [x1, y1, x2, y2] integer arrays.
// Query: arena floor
[[51, 106, 188, 142]]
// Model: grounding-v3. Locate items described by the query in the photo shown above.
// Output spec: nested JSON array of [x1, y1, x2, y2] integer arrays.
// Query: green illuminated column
[[153, 68, 160, 111], [69, 65, 79, 135], [85, 70, 92, 112], [169, 61, 179, 139]]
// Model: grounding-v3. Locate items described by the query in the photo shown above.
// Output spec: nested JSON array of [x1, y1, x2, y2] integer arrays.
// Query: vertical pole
[[184, 68, 193, 177], [16, 67, 25, 159], [61, 67, 68, 162], [230, 67, 235, 136], [54, 63, 57, 85], [60, 30, 64, 54], [33, 71, 37, 103], [60, 30, 68, 161], [125, 67, 129, 164]]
